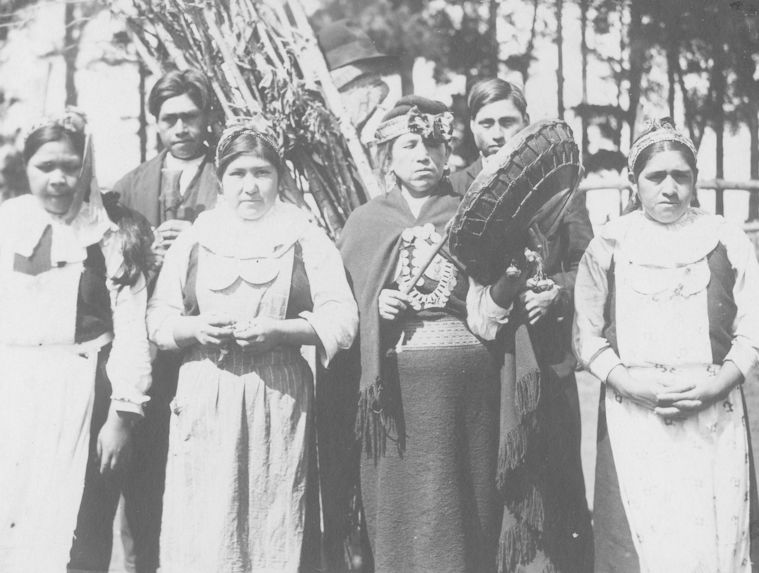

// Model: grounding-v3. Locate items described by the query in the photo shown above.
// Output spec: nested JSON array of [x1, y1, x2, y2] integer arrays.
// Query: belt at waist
[[396, 316, 481, 349]]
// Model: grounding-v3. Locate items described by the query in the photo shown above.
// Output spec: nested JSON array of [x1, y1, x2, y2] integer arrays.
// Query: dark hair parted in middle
[[467, 78, 529, 122], [215, 131, 284, 179], [148, 68, 213, 119], [23, 124, 86, 164]]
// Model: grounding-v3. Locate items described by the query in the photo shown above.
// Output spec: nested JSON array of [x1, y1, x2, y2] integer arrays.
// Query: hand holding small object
[[234, 317, 284, 353], [192, 312, 236, 348], [378, 289, 411, 321]]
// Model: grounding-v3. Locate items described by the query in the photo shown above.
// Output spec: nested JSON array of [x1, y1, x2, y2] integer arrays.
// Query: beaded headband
[[22, 107, 88, 147], [628, 117, 697, 174], [214, 117, 280, 170], [374, 106, 454, 145]]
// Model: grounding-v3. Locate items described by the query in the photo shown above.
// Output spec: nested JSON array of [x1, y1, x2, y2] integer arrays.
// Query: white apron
[[605, 245, 750, 573], [160, 239, 313, 573], [0, 252, 108, 572]]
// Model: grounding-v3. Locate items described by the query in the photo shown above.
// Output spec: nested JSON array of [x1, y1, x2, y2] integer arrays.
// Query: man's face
[[470, 99, 527, 157], [156, 94, 208, 160]]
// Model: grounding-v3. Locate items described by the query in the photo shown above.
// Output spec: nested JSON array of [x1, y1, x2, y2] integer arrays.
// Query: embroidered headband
[[374, 105, 454, 145], [22, 107, 88, 147], [214, 117, 281, 170], [628, 117, 697, 175]]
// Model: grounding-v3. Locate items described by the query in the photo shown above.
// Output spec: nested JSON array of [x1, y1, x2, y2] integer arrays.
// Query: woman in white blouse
[[574, 118, 759, 572], [147, 118, 358, 573], [0, 110, 153, 572]]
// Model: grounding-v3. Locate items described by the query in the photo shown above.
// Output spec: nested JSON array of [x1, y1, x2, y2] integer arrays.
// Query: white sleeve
[[298, 224, 358, 368], [572, 235, 623, 382], [465, 277, 511, 340], [101, 234, 152, 416], [146, 228, 195, 351], [722, 222, 759, 377]]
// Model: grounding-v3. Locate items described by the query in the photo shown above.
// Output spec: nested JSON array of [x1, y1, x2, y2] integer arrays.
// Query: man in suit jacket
[[112, 68, 219, 573], [451, 78, 595, 570]]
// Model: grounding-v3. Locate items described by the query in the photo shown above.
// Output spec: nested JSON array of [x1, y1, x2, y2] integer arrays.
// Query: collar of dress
[[614, 208, 721, 266], [194, 200, 310, 260], [11, 194, 116, 265]]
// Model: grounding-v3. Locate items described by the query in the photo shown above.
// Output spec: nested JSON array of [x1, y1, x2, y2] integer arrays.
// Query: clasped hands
[[607, 363, 740, 420], [191, 312, 283, 354]]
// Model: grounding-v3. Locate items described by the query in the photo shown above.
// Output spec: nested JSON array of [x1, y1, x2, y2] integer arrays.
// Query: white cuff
[[485, 290, 513, 323], [725, 340, 759, 379], [299, 310, 338, 368], [108, 396, 149, 417], [588, 348, 624, 382]]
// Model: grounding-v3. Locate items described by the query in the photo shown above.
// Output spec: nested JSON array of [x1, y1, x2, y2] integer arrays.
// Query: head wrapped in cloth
[[374, 95, 454, 146], [22, 108, 104, 225], [214, 116, 282, 177], [628, 117, 698, 179], [373, 96, 453, 191]]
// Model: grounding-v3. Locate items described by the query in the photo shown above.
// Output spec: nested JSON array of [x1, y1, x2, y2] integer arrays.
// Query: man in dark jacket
[[451, 78, 595, 571], [113, 68, 219, 573]]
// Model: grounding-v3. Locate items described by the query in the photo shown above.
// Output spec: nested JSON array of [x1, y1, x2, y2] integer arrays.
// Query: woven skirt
[[360, 317, 501, 573]]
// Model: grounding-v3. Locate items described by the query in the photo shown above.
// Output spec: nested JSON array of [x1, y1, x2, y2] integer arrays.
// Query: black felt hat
[[317, 20, 390, 70], [380, 95, 449, 122]]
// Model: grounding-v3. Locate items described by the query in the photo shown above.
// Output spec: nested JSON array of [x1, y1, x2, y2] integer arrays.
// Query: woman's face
[[390, 133, 449, 197], [220, 153, 279, 221], [26, 138, 83, 216], [635, 149, 696, 224]]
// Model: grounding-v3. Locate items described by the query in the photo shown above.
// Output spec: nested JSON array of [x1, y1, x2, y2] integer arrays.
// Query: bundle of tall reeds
[[111, 0, 380, 237]]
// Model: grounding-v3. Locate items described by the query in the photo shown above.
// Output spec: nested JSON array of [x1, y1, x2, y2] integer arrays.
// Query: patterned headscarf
[[374, 95, 454, 146], [214, 116, 280, 171], [628, 117, 697, 175]]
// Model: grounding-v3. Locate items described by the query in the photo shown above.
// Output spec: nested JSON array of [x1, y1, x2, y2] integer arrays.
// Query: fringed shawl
[[337, 182, 461, 458]]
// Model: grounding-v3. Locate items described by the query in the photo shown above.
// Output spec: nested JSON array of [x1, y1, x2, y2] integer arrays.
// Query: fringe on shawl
[[515, 368, 541, 416], [355, 377, 405, 461], [497, 519, 559, 573], [497, 521, 538, 573], [498, 366, 550, 572]]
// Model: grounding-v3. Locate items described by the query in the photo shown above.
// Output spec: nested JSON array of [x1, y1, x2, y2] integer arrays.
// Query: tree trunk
[[488, 0, 499, 76], [556, 0, 565, 118], [714, 25, 726, 215], [521, 0, 540, 86], [666, 40, 677, 119], [138, 61, 148, 163], [400, 51, 414, 96], [627, 0, 644, 144], [63, 1, 79, 107], [580, 0, 589, 159], [748, 108, 759, 220]]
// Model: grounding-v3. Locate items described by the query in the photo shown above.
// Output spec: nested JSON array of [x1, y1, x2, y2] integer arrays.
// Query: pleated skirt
[[160, 346, 313, 573]]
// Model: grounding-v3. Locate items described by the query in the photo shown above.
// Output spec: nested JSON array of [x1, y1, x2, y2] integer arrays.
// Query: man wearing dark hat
[[317, 20, 401, 148], [452, 77, 594, 571], [112, 68, 219, 573]]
